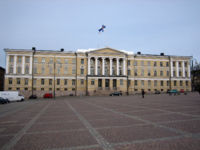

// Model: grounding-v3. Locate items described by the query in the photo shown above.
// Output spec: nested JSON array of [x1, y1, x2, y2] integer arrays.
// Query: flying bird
[[98, 25, 106, 32]]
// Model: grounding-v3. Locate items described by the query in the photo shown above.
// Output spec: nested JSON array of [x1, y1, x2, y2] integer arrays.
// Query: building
[[0, 66, 5, 91], [4, 47, 192, 98]]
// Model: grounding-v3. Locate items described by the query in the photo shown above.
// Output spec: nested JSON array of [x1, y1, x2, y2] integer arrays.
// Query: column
[[110, 58, 112, 75], [123, 58, 126, 75], [116, 58, 119, 75], [102, 58, 105, 75], [29, 56, 32, 74], [188, 61, 190, 78], [88, 57, 90, 75], [95, 57, 98, 75], [176, 61, 179, 77], [13, 55, 17, 74], [6, 55, 9, 74], [182, 61, 185, 77], [170, 60, 173, 77], [22, 56, 25, 74]]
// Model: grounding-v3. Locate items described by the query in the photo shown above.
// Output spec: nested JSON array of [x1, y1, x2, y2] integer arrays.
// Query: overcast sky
[[0, 0, 200, 68]]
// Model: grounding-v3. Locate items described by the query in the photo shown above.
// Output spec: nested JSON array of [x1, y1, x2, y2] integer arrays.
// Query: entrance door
[[113, 79, 117, 89], [98, 79, 102, 88]]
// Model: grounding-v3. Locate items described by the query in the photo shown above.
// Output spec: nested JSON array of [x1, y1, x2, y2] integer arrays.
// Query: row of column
[[88, 57, 126, 76], [170, 60, 190, 77], [6, 55, 32, 74]]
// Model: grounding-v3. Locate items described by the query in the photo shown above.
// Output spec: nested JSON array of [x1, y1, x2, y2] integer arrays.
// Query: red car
[[43, 93, 53, 98]]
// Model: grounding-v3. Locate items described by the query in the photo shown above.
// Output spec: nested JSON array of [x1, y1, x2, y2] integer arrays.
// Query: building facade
[[4, 47, 192, 98], [0, 66, 5, 91]]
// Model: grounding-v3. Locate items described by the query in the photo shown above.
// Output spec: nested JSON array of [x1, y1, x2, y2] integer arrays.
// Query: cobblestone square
[[0, 93, 200, 150]]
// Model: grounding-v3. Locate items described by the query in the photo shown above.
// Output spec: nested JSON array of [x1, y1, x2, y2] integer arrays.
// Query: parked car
[[0, 91, 24, 102], [110, 91, 122, 96], [43, 93, 53, 98], [0, 97, 9, 104], [180, 89, 187, 95], [168, 89, 179, 95], [29, 95, 37, 99], [155, 90, 161, 94]]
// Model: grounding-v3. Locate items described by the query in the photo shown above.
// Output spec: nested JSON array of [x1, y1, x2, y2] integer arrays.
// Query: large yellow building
[[4, 47, 192, 98]]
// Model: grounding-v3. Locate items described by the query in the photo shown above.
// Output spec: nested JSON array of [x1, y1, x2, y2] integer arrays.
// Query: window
[[128, 69, 131, 75], [25, 78, 28, 85], [141, 80, 144, 86], [186, 81, 188, 86], [141, 61, 144, 66], [179, 71, 182, 76], [141, 69, 144, 76], [173, 71, 176, 76], [8, 87, 12, 90], [17, 56, 22, 63], [148, 61, 151, 66], [41, 88, 44, 91], [154, 80, 157, 86], [173, 62, 176, 67], [64, 59, 68, 64], [41, 79, 45, 85], [154, 70, 157, 76], [42, 65, 45, 74], [185, 62, 187, 67], [33, 79, 37, 85], [160, 81, 163, 86], [91, 80, 95, 85], [25, 66, 29, 74], [81, 59, 84, 64], [49, 79, 52, 85], [128, 60, 130, 66], [154, 62, 157, 66], [49, 88, 52, 91], [24, 88, 28, 91], [167, 71, 169, 76], [57, 67, 60, 74], [34, 58, 38, 63], [9, 78, 12, 84], [72, 88, 75, 91], [17, 78, 21, 84], [33, 66, 37, 74], [72, 59, 76, 64], [56, 88, 60, 91], [72, 79, 76, 85], [64, 79, 68, 85], [179, 62, 181, 67], [57, 79, 60, 85], [160, 62, 163, 67], [42, 57, 45, 63], [167, 81, 169, 86], [166, 62, 169, 67], [128, 80, 131, 86], [81, 68, 84, 75], [72, 66, 76, 74], [134, 80, 137, 86], [9, 66, 13, 73], [148, 80, 151, 86], [49, 66, 53, 74], [180, 81, 183, 86], [49, 58, 53, 64], [56, 58, 61, 64], [160, 71, 163, 76], [134, 61, 137, 66], [174, 81, 177, 86], [17, 66, 21, 74], [134, 69, 137, 76], [64, 66, 68, 74], [25, 57, 30, 63], [148, 70, 151, 76], [81, 79, 84, 85], [185, 71, 188, 77], [9, 56, 14, 63], [64, 88, 68, 91], [120, 79, 123, 85]]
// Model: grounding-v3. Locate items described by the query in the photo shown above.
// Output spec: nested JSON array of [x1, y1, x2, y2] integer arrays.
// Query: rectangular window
[[128, 80, 131, 86], [134, 69, 137, 76], [81, 68, 84, 75], [57, 67, 60, 74], [81, 59, 84, 64], [91, 80, 95, 85], [57, 79, 60, 85], [154, 62, 157, 66], [17, 66, 21, 74], [41, 79, 45, 85], [141, 80, 144, 86], [72, 79, 76, 85], [9, 66, 13, 73], [49, 66, 53, 74], [120, 79, 123, 85], [180, 81, 183, 86], [49, 88, 52, 91], [41, 88, 44, 91], [186, 81, 188, 86], [154, 70, 157, 76], [64, 59, 68, 64], [128, 70, 131, 75], [17, 78, 21, 84], [9, 56, 14, 63], [17, 56, 22, 63], [179, 62, 181, 67], [185, 62, 187, 67], [72, 59, 76, 64], [160, 81, 163, 86], [42, 57, 45, 63], [179, 71, 182, 76], [134, 61, 137, 66], [134, 80, 137, 86], [9, 78, 12, 84], [33, 66, 37, 74], [64, 65, 68, 74], [148, 61, 151, 66], [166, 62, 169, 67], [167, 71, 169, 76], [160, 71, 163, 76], [64, 79, 68, 85], [33, 79, 37, 85], [141, 69, 144, 76], [25, 57, 30, 63], [154, 80, 157, 86], [25, 78, 28, 85], [34, 58, 38, 63], [128, 60, 130, 66], [173, 71, 176, 76], [49, 58, 53, 64], [25, 66, 29, 74], [148, 70, 151, 76], [81, 79, 84, 85], [49, 79, 52, 85], [160, 62, 163, 67], [148, 80, 151, 86], [173, 62, 176, 67], [72, 66, 76, 74], [56, 58, 61, 64], [167, 81, 169, 86], [174, 81, 177, 86], [42, 65, 45, 74], [141, 61, 144, 66]]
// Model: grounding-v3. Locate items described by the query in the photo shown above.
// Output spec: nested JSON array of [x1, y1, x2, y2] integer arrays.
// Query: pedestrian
[[142, 89, 145, 98]]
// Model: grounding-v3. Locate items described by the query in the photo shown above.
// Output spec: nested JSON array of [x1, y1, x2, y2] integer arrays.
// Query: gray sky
[[0, 0, 200, 68]]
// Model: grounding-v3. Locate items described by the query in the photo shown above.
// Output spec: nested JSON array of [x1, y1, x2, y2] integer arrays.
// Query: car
[[155, 90, 161, 94], [180, 89, 187, 95], [168, 89, 179, 95], [29, 95, 37, 99], [0, 97, 9, 104], [43, 93, 53, 98], [109, 91, 122, 96]]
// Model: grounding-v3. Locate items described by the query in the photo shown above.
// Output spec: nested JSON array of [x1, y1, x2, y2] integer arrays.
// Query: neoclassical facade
[[4, 47, 192, 98]]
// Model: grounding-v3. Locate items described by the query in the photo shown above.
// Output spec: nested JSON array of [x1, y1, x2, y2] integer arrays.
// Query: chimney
[[32, 47, 36, 50], [137, 51, 141, 55], [160, 53, 164, 56], [60, 48, 64, 52]]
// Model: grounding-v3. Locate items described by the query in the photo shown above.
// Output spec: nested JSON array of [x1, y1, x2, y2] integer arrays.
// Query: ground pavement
[[0, 93, 200, 150]]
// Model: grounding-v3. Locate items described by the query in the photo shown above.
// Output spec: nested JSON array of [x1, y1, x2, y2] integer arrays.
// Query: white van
[[0, 91, 24, 102]]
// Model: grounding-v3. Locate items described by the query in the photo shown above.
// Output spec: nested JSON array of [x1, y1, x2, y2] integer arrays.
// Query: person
[[142, 89, 145, 98]]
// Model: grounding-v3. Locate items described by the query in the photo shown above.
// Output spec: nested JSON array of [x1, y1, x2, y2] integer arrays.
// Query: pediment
[[89, 48, 125, 54]]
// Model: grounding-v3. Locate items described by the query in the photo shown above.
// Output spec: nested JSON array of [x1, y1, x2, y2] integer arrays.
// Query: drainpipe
[[31, 47, 36, 96], [75, 52, 77, 96]]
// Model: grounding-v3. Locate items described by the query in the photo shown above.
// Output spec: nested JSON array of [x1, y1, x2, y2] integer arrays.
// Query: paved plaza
[[0, 93, 200, 150]]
